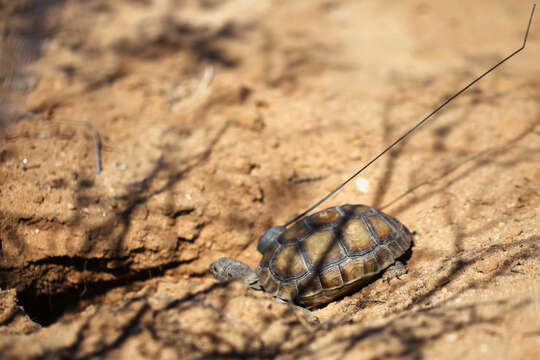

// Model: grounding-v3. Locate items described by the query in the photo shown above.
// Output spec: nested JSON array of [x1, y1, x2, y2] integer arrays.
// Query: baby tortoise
[[211, 204, 411, 307], [210, 5, 535, 307]]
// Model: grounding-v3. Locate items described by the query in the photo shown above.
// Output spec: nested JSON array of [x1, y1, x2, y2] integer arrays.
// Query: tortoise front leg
[[381, 261, 408, 283], [274, 297, 320, 329]]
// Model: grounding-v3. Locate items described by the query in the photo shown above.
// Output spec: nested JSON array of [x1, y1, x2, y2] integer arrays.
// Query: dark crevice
[[30, 255, 130, 274], [15, 258, 195, 327], [171, 208, 195, 219], [0, 255, 131, 283], [291, 175, 324, 184]]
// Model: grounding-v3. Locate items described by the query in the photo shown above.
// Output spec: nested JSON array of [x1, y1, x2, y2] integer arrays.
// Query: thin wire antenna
[[284, 4, 536, 228]]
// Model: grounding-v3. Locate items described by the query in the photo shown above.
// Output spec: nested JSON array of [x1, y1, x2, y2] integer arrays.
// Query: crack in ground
[[11, 257, 196, 327]]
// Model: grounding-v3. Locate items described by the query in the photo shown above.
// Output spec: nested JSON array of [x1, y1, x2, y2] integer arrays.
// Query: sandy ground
[[1, 0, 539, 359]]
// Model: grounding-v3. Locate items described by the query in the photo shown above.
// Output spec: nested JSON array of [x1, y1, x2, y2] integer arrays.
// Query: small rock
[[355, 177, 369, 193], [475, 259, 499, 274], [115, 162, 127, 171]]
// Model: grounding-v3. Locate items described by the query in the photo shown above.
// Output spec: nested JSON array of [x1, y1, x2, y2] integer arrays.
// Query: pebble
[[355, 177, 369, 193], [115, 162, 127, 171]]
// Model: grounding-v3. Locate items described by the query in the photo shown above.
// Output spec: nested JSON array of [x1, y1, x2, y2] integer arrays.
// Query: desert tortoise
[[210, 204, 411, 307]]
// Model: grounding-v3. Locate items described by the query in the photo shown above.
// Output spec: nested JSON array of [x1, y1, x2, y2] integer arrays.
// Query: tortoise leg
[[382, 261, 407, 283], [275, 298, 320, 327]]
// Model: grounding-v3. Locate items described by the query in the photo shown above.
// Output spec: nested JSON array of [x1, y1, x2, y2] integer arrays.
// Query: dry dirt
[[1, 0, 539, 359]]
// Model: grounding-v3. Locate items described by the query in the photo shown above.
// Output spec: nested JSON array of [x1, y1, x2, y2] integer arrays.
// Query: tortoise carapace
[[211, 205, 411, 307]]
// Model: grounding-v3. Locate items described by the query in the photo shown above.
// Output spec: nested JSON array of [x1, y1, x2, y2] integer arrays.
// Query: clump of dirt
[[1, 0, 539, 359]]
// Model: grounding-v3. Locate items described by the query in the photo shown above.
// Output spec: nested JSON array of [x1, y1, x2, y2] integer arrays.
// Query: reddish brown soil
[[1, 1, 539, 359]]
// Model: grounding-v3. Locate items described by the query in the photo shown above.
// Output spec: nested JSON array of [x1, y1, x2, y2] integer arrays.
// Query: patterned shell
[[255, 204, 412, 307]]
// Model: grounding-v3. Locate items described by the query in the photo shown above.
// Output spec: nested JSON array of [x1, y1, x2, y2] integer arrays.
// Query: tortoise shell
[[255, 204, 412, 307]]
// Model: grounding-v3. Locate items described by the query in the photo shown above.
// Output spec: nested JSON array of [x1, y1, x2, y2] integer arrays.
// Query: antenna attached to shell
[[284, 4, 536, 228]]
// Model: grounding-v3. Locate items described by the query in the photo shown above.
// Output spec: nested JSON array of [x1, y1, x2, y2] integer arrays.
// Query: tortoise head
[[256, 225, 286, 254], [210, 257, 260, 288]]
